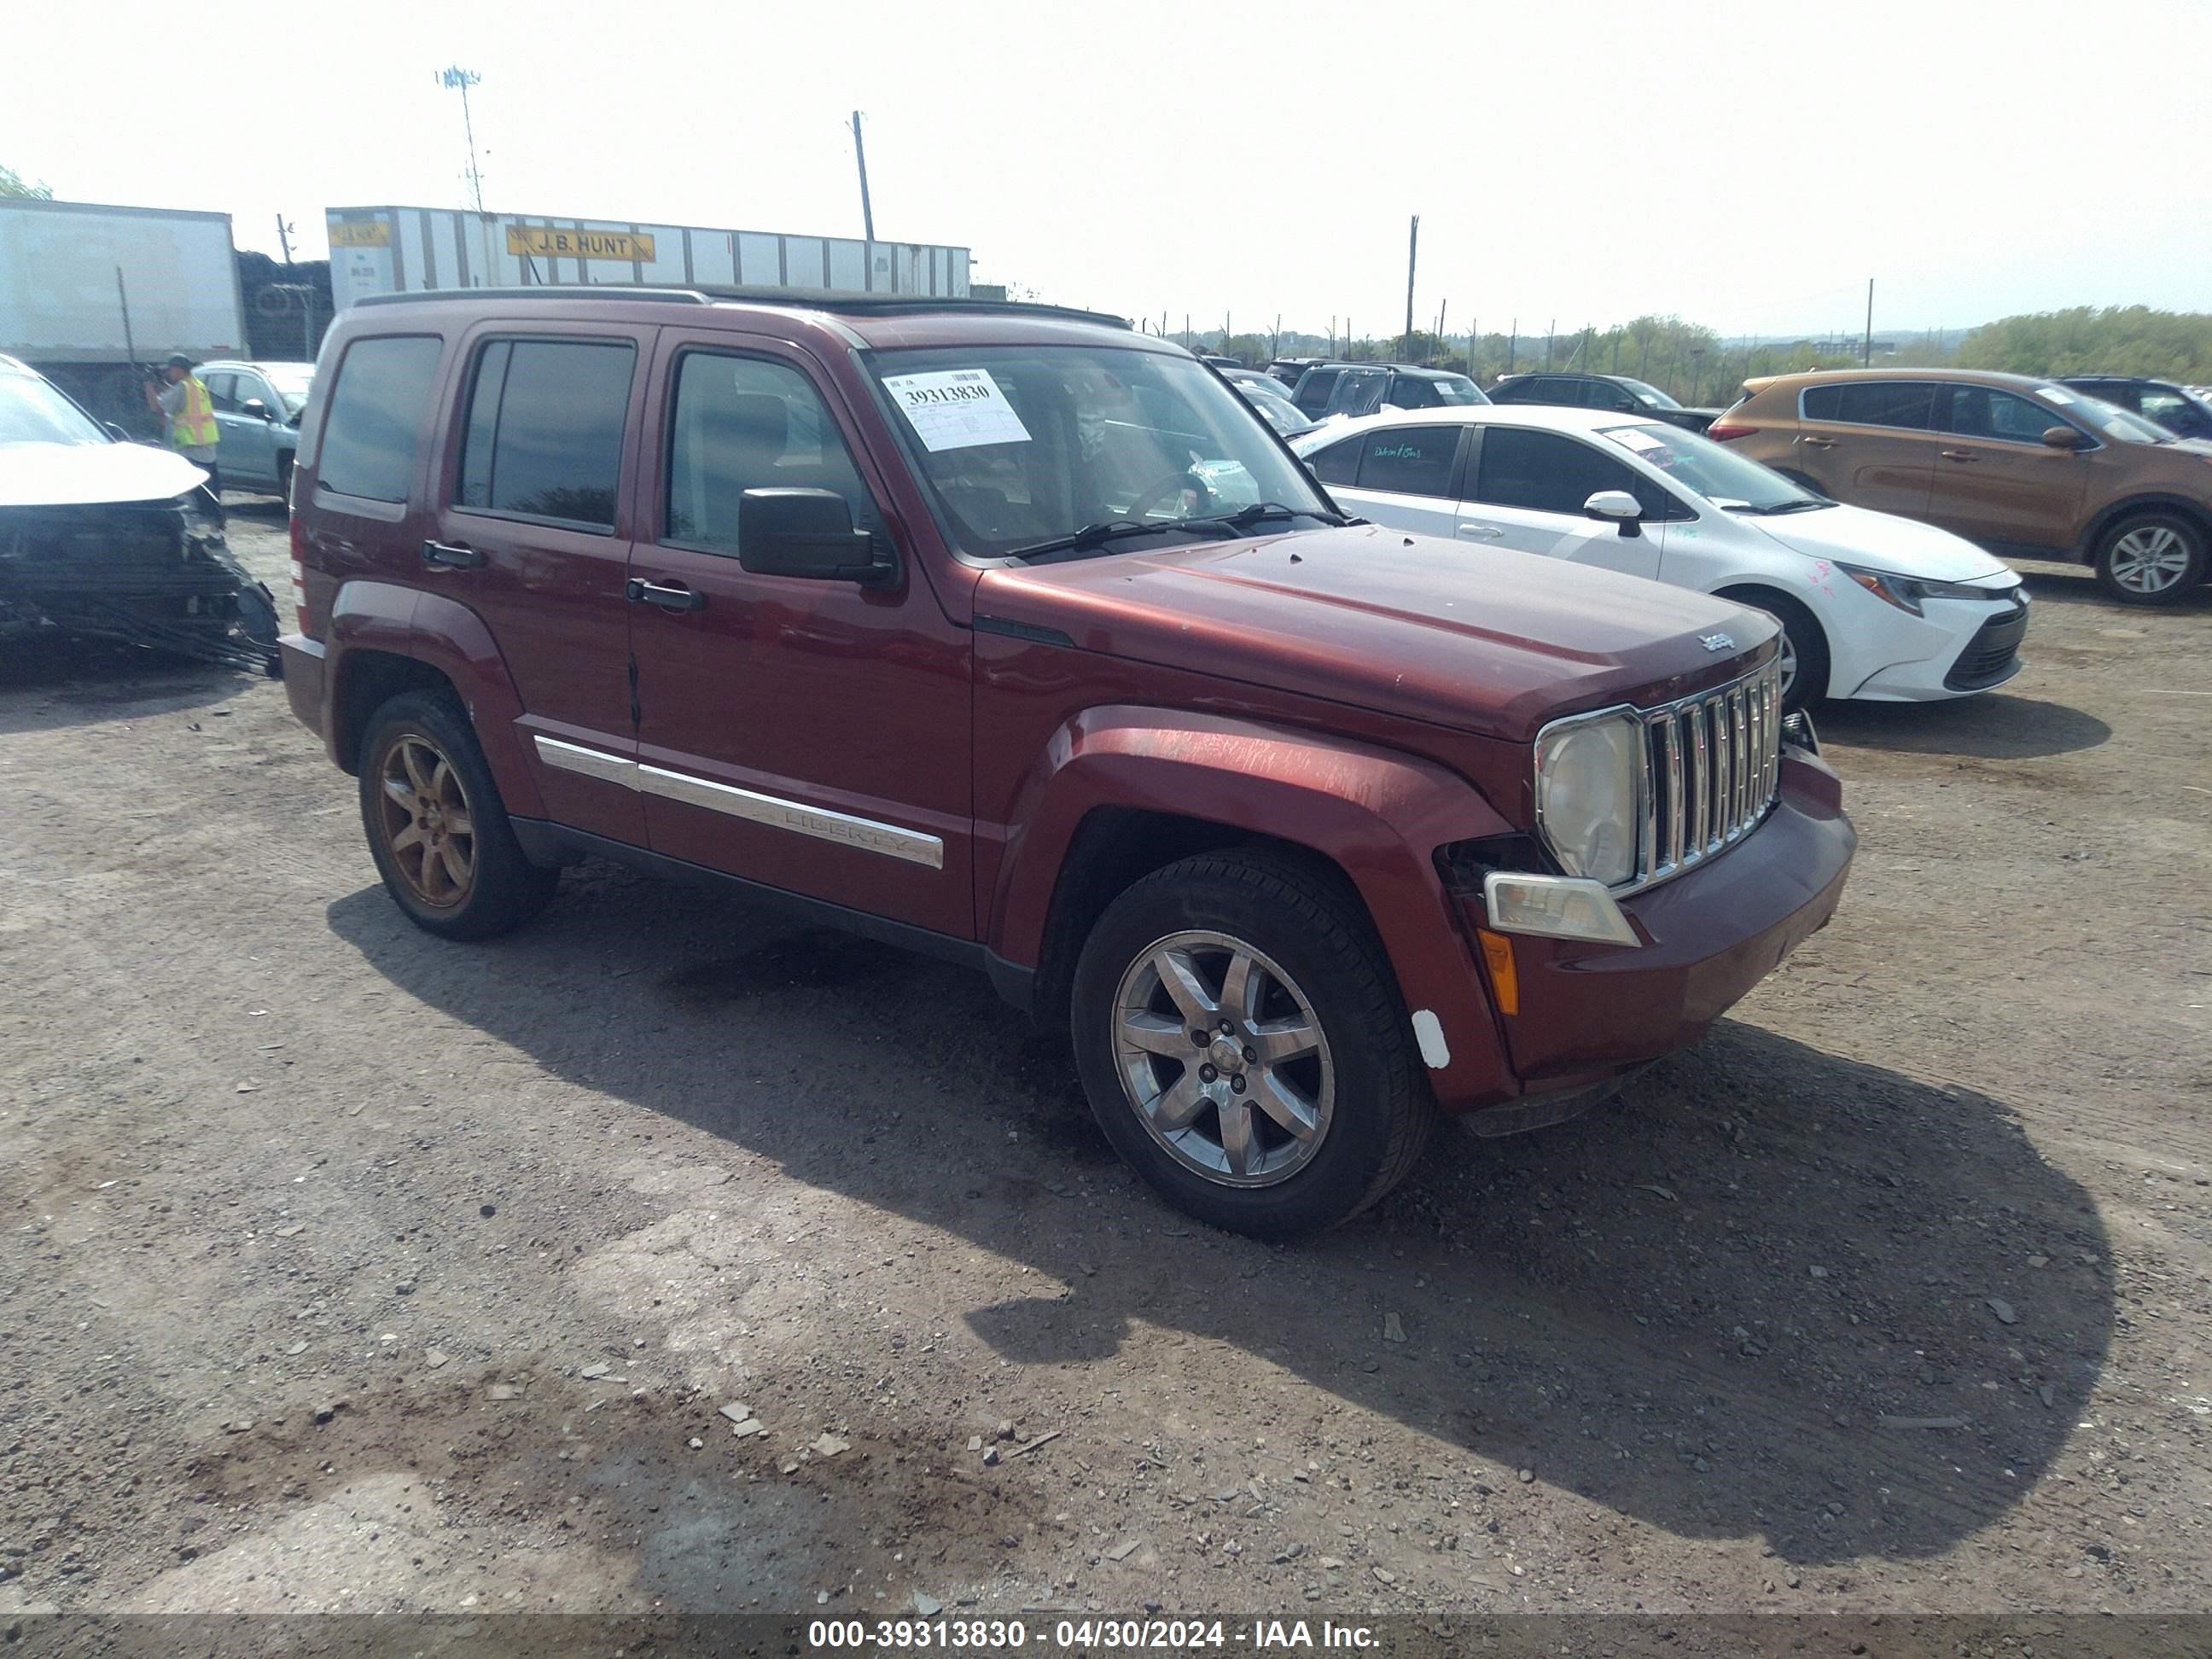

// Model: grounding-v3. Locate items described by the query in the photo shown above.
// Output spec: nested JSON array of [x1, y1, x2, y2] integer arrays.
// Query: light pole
[[435, 66, 488, 215]]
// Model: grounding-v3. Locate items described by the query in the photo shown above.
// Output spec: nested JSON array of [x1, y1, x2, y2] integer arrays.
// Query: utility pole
[[1545, 319, 1555, 370], [1436, 298, 1447, 356], [1507, 317, 1516, 374], [1863, 277, 1874, 366], [851, 111, 876, 244], [434, 66, 488, 215], [275, 215, 294, 265], [1404, 215, 1419, 349]]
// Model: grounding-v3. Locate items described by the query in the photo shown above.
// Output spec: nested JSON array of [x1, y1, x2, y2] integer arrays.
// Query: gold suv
[[1711, 369, 2212, 604]]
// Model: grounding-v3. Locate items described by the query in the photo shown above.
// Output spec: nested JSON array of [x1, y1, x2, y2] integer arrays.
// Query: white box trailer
[[326, 206, 970, 310], [0, 197, 246, 366]]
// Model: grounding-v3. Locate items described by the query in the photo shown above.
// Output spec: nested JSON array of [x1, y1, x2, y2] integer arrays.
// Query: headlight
[[1836, 562, 2009, 616], [1534, 712, 1640, 887]]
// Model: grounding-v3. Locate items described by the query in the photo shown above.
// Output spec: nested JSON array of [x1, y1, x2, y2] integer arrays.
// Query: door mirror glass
[[2041, 425, 2087, 451], [241, 398, 271, 422], [737, 487, 897, 585]]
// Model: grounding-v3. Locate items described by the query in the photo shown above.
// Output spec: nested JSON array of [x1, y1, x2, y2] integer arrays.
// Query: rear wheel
[[2093, 511, 2206, 604], [358, 689, 558, 940], [1070, 851, 1434, 1237]]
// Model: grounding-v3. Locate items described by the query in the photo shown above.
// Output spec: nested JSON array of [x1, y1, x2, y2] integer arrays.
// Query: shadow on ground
[[0, 634, 254, 736], [2009, 559, 2212, 614], [1818, 690, 2110, 760], [330, 873, 2111, 1569]]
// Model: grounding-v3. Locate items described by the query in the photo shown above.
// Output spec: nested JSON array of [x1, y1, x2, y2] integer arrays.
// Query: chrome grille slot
[[1628, 657, 1783, 894]]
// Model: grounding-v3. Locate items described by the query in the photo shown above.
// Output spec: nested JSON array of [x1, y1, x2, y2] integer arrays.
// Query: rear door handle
[[422, 539, 482, 569], [626, 577, 706, 613], [1799, 435, 1836, 449], [1455, 523, 1505, 540], [1939, 449, 1979, 462]]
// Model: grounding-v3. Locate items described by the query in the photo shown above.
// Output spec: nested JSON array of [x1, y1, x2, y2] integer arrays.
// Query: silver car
[[195, 360, 316, 497]]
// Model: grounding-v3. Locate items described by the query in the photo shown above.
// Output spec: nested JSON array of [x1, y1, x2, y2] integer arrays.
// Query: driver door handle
[[422, 539, 482, 569], [626, 577, 706, 613], [1456, 523, 1505, 540], [1940, 449, 1979, 462]]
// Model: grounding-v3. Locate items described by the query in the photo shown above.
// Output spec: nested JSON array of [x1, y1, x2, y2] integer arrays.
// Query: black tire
[[1723, 588, 1829, 713], [356, 689, 558, 941], [1069, 850, 1434, 1238], [234, 582, 279, 652], [275, 452, 294, 504], [2092, 510, 2207, 606]]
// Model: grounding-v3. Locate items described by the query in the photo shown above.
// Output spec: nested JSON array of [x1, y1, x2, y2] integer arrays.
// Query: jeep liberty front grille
[[1629, 656, 1784, 894]]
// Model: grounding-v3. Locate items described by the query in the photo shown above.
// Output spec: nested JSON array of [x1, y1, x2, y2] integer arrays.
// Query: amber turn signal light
[[1475, 928, 1520, 1017]]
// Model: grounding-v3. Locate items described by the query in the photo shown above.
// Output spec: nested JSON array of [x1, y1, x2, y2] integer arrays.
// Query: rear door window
[[456, 338, 636, 530], [663, 352, 882, 555], [201, 372, 237, 412], [316, 335, 445, 504], [1802, 381, 1938, 430], [1328, 368, 1391, 417], [1353, 426, 1459, 497], [1292, 368, 1338, 413]]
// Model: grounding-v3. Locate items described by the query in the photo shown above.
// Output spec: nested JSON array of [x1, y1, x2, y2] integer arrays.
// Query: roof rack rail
[[352, 285, 1131, 329]]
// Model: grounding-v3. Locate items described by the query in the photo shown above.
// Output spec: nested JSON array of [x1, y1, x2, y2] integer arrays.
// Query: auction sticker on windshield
[[882, 369, 1033, 452]]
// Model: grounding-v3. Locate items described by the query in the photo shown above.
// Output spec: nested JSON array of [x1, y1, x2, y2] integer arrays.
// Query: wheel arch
[[988, 706, 1523, 1110], [2081, 493, 2212, 559], [1713, 582, 1832, 696]]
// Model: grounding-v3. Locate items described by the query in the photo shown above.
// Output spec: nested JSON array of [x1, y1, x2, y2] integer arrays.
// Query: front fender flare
[[991, 706, 1521, 1109]]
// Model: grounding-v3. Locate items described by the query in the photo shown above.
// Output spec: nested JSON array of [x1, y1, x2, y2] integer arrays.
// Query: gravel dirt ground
[[2, 496, 2208, 1625]]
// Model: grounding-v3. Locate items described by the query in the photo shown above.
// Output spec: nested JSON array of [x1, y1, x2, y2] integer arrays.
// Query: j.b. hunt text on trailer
[[324, 205, 970, 311]]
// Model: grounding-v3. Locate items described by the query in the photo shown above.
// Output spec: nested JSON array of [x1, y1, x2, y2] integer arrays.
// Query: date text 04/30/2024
[[805, 1620, 1378, 1650]]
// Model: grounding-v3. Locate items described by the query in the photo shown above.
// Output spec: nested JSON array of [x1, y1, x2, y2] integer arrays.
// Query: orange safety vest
[[170, 375, 218, 450]]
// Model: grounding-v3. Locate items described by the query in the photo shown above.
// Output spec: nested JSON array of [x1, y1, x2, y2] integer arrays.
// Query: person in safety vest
[[146, 352, 224, 521]]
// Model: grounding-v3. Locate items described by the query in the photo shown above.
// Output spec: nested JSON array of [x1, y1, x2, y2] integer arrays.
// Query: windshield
[[1432, 375, 1489, 405], [868, 344, 1331, 558], [0, 371, 108, 445], [1599, 422, 1812, 511], [1233, 378, 1313, 435], [1621, 378, 1681, 410], [2040, 384, 2169, 444], [264, 364, 315, 415]]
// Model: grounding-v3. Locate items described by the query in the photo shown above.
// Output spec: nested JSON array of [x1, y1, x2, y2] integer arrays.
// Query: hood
[[0, 441, 208, 509], [1745, 501, 2011, 583], [977, 524, 1778, 743]]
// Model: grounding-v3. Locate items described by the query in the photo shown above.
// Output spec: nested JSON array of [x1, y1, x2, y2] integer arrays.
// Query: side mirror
[[1584, 488, 1644, 538], [2041, 425, 2087, 451], [736, 487, 898, 587], [241, 399, 272, 422]]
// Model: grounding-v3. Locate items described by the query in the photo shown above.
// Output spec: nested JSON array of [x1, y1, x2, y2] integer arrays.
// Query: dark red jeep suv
[[280, 288, 1854, 1236]]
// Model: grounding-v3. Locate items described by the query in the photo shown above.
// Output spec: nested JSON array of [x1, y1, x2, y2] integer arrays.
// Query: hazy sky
[[8, 0, 2209, 340]]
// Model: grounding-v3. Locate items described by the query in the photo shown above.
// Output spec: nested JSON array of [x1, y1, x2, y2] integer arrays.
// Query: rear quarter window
[[1305, 437, 1359, 486], [314, 335, 445, 504]]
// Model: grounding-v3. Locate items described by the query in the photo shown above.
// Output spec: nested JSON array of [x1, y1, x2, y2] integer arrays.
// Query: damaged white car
[[1, 353, 277, 673]]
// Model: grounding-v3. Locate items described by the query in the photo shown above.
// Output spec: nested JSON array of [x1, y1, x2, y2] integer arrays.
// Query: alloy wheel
[[1111, 930, 1335, 1187], [1776, 628, 1799, 699], [2109, 525, 2192, 596], [375, 731, 477, 908]]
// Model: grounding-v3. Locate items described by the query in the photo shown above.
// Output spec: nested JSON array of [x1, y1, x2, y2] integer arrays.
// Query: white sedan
[[1291, 405, 2029, 710]]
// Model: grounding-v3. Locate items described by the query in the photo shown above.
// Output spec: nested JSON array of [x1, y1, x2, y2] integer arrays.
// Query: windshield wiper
[[1729, 497, 1832, 515], [1006, 518, 1226, 564], [1174, 501, 1350, 534]]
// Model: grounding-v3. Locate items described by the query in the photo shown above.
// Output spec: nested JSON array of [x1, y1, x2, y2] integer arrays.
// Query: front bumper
[[1841, 589, 2029, 701], [1453, 749, 1854, 1120]]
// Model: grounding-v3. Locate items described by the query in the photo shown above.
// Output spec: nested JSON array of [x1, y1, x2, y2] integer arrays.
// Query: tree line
[[1190, 306, 2212, 403]]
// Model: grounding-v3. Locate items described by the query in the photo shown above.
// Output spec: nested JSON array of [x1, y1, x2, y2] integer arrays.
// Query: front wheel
[[2093, 512, 2206, 605], [1723, 589, 1828, 713], [1069, 851, 1434, 1237]]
